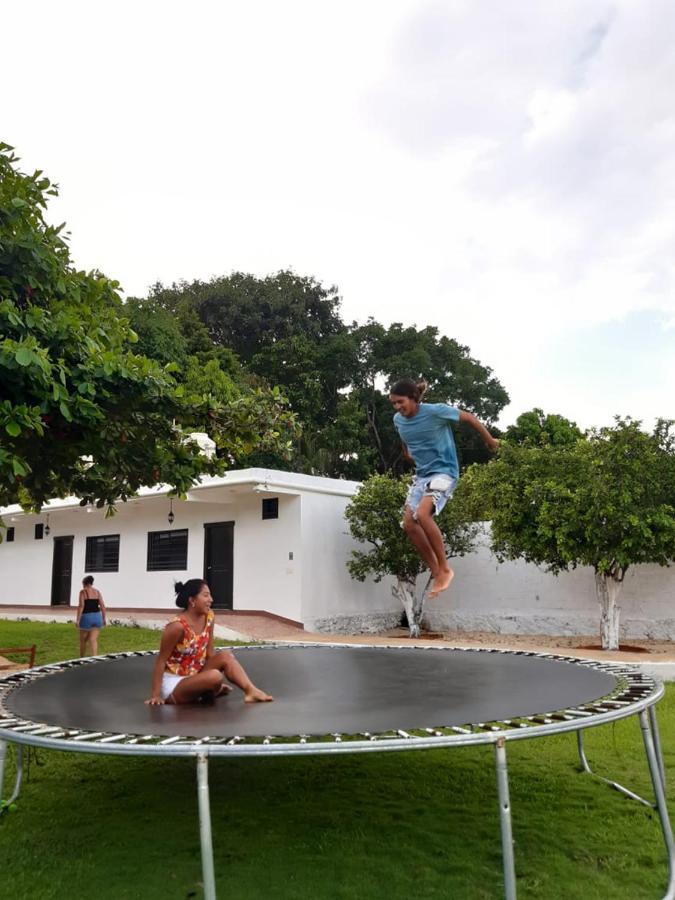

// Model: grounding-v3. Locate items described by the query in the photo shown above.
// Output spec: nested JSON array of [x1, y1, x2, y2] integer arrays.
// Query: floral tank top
[[165, 610, 214, 676]]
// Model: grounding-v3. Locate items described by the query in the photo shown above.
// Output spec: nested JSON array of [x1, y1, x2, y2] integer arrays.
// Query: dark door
[[204, 522, 234, 609], [51, 536, 74, 606]]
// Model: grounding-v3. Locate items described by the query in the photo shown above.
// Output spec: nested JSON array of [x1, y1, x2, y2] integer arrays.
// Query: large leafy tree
[[345, 474, 480, 636], [0, 144, 298, 516], [140, 277, 509, 479], [467, 419, 675, 649]]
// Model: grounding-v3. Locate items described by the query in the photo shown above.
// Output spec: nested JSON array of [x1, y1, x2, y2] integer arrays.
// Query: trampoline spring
[[98, 734, 128, 744], [396, 730, 412, 739], [158, 737, 182, 745], [72, 732, 105, 742]]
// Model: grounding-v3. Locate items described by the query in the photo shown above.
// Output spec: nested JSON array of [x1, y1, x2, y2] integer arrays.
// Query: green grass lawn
[[0, 621, 673, 899]]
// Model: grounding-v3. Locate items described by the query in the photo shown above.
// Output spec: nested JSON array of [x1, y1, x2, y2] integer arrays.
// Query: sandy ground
[[371, 629, 675, 664]]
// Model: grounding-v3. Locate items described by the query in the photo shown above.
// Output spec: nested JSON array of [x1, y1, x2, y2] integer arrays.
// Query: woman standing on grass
[[76, 575, 107, 657], [146, 578, 273, 706], [389, 378, 499, 599]]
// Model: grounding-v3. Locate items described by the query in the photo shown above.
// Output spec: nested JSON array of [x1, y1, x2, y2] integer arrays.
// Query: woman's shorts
[[79, 612, 103, 630], [161, 672, 186, 700], [405, 473, 457, 519]]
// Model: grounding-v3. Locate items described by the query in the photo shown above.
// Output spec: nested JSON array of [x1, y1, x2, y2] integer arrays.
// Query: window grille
[[147, 529, 188, 571], [85, 534, 120, 572]]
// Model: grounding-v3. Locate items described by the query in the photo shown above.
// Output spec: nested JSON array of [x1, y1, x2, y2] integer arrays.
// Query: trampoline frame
[[0, 643, 673, 900]]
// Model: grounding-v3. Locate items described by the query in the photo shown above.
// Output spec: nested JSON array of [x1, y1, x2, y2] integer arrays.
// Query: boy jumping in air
[[389, 378, 499, 598]]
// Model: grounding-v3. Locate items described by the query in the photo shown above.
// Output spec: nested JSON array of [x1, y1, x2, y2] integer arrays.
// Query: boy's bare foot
[[429, 568, 454, 599], [244, 686, 274, 703]]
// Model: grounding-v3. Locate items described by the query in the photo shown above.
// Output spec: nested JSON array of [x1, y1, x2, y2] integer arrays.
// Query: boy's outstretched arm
[[459, 410, 500, 453]]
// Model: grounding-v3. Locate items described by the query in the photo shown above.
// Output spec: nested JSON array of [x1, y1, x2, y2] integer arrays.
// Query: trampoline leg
[[196, 754, 217, 900], [0, 741, 23, 814], [639, 710, 675, 900], [649, 705, 667, 791], [495, 738, 517, 900], [0, 740, 5, 803], [577, 729, 656, 808]]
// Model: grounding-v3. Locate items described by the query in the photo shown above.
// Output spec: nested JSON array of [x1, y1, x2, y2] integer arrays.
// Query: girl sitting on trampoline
[[146, 579, 273, 706], [390, 378, 499, 599]]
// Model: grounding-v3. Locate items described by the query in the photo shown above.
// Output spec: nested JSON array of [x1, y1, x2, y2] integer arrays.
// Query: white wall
[[422, 526, 675, 639], [0, 493, 304, 616], [299, 491, 401, 632], [231, 492, 302, 621], [0, 497, 231, 608]]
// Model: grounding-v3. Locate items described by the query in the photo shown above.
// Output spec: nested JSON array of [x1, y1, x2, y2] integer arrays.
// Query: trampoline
[[0, 643, 673, 899]]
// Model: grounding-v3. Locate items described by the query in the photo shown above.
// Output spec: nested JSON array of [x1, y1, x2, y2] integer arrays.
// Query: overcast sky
[[4, 1, 674, 430]]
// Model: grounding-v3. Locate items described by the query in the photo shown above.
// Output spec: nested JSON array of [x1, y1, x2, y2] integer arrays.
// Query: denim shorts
[[79, 611, 103, 630], [405, 473, 457, 519]]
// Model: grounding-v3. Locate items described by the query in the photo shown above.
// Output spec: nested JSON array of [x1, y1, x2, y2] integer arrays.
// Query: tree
[[505, 408, 584, 447], [345, 474, 480, 637], [147, 270, 345, 359], [140, 279, 509, 479], [0, 143, 298, 518], [468, 420, 675, 649]]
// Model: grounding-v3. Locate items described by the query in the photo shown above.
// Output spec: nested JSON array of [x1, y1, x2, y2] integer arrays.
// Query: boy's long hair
[[389, 378, 428, 403]]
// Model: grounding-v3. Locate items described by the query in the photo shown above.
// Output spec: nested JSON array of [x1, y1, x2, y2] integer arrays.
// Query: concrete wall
[[421, 526, 675, 639], [299, 491, 400, 633], [0, 494, 304, 616], [232, 492, 303, 621]]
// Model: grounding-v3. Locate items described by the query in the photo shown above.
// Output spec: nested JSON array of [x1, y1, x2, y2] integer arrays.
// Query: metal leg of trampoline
[[495, 738, 517, 900], [0, 739, 5, 803], [0, 740, 23, 814], [576, 729, 656, 808], [639, 710, 675, 900], [197, 753, 217, 900], [649, 705, 667, 791]]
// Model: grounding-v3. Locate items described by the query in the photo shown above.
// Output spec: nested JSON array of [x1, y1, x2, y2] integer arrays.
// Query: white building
[[1, 468, 673, 638], [0, 469, 400, 632]]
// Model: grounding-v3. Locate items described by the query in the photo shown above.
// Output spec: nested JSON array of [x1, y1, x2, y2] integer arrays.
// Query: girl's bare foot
[[429, 567, 454, 598], [215, 684, 232, 698], [244, 686, 274, 703]]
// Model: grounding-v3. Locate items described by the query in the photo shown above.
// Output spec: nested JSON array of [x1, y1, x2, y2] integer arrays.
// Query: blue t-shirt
[[393, 403, 461, 479]]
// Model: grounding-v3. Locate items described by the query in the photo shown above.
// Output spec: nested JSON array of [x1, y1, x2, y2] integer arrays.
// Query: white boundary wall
[[419, 526, 675, 640]]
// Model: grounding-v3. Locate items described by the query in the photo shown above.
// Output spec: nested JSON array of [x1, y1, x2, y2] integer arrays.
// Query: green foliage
[[124, 298, 188, 367], [145, 277, 509, 478], [0, 144, 298, 517], [505, 407, 584, 447], [469, 419, 675, 578], [345, 473, 480, 583]]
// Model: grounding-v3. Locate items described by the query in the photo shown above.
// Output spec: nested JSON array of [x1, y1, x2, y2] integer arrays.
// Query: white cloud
[[2, 0, 674, 429]]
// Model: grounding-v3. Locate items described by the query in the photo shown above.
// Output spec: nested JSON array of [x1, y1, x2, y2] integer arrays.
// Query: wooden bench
[[0, 645, 37, 670]]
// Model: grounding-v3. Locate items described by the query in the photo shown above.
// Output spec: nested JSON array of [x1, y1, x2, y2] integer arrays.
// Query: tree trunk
[[392, 576, 428, 638], [595, 571, 623, 651]]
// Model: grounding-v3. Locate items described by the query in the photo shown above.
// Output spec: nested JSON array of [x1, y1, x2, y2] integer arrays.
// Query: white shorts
[[161, 672, 186, 700]]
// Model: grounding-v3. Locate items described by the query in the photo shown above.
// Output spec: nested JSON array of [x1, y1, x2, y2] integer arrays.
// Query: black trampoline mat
[[6, 646, 618, 739]]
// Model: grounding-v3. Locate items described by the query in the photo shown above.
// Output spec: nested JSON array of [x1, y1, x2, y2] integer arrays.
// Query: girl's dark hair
[[389, 378, 428, 403], [174, 578, 207, 609], [82, 575, 95, 586]]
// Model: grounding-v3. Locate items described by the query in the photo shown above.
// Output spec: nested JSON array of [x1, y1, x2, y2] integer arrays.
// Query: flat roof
[[0, 468, 361, 517]]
